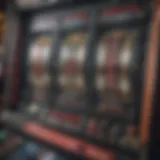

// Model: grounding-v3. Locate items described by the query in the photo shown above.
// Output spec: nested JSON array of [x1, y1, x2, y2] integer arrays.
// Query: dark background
[[0, 1, 6, 11]]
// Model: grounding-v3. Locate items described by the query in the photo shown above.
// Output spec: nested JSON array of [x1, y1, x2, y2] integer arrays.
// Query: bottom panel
[[6, 141, 76, 160], [1, 111, 140, 160], [25, 122, 115, 160]]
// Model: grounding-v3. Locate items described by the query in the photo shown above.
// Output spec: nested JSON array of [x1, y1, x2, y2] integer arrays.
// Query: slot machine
[[1, 0, 159, 160]]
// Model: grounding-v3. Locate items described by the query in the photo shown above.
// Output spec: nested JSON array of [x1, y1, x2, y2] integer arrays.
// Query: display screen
[[95, 30, 138, 113], [31, 13, 58, 32], [25, 35, 53, 115], [100, 5, 145, 24], [59, 32, 87, 90], [56, 32, 88, 109], [28, 35, 52, 66]]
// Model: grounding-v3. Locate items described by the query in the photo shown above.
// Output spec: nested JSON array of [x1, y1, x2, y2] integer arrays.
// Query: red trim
[[84, 144, 114, 160], [50, 111, 82, 124], [24, 122, 115, 160], [64, 12, 88, 20], [102, 4, 140, 15], [25, 122, 84, 153]]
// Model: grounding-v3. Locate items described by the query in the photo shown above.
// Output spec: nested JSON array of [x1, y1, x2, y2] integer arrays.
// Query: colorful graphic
[[96, 30, 126, 91], [28, 36, 52, 66], [59, 32, 88, 91], [27, 36, 52, 109], [95, 30, 138, 113]]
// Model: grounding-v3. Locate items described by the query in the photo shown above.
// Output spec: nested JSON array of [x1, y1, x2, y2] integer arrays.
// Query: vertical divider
[[48, 14, 62, 111], [83, 10, 97, 125]]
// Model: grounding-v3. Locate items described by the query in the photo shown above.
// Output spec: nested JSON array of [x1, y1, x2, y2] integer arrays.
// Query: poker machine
[[1, 0, 159, 160]]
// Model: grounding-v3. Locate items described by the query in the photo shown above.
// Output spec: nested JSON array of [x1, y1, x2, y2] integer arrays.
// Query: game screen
[[24, 35, 53, 116], [57, 32, 88, 110], [95, 29, 138, 113]]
